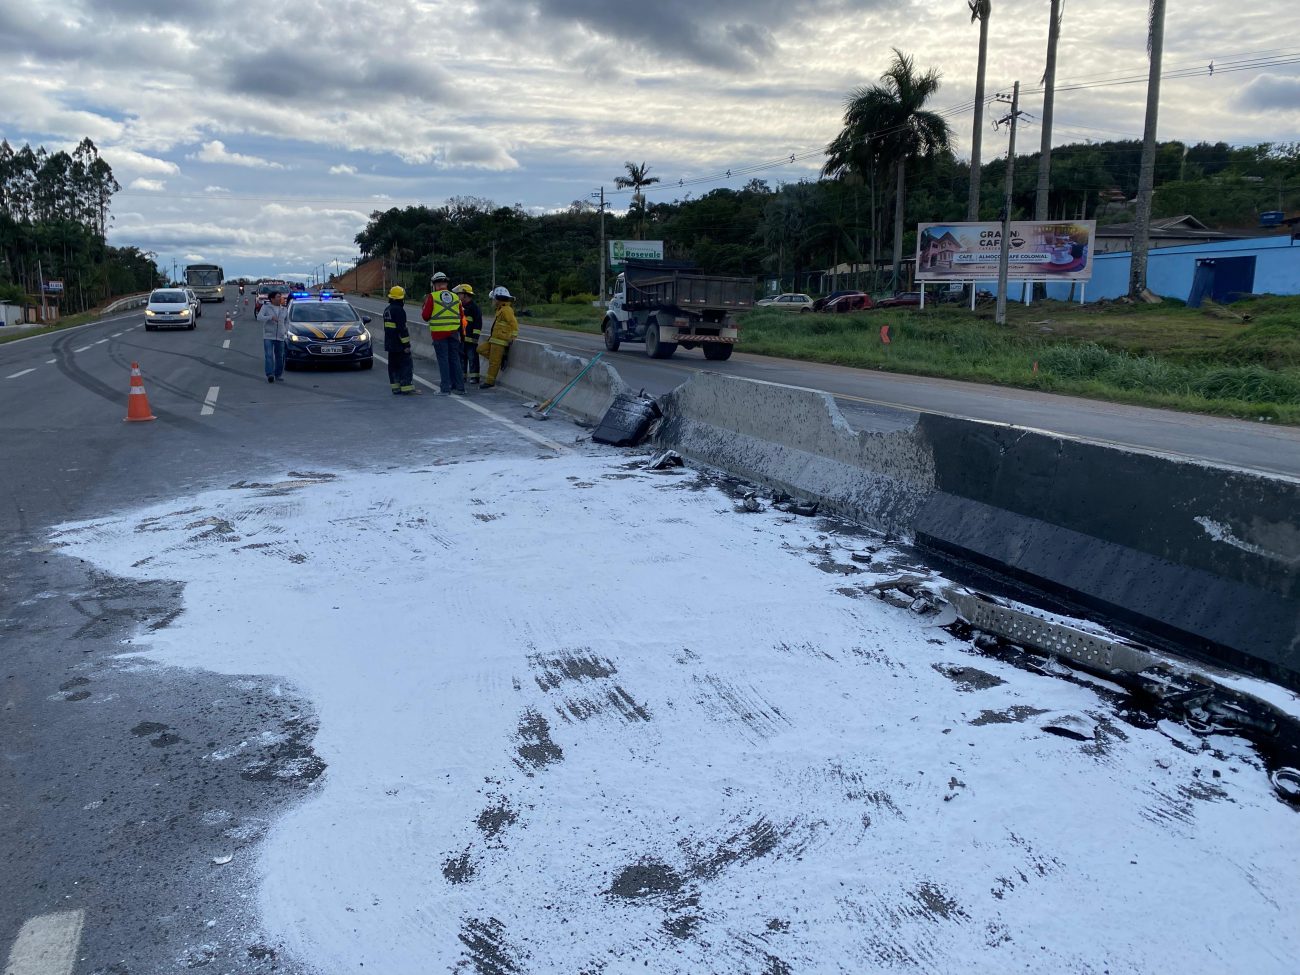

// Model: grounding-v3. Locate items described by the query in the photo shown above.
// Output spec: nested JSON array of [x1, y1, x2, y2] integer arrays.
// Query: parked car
[[283, 293, 373, 370], [144, 288, 196, 330], [756, 293, 814, 312], [812, 289, 862, 312], [874, 291, 923, 308], [822, 292, 875, 313], [184, 288, 203, 318]]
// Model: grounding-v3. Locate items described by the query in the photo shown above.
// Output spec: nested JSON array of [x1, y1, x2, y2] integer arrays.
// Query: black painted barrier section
[[913, 415, 1300, 689]]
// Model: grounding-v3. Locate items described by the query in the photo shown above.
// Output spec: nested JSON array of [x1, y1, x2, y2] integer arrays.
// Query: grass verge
[[526, 297, 1300, 424], [0, 310, 102, 345]]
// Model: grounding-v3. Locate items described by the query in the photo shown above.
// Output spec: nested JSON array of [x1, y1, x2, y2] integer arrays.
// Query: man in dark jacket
[[383, 286, 419, 395], [453, 284, 482, 384]]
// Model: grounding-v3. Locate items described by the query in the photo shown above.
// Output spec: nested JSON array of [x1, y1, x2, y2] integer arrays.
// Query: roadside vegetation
[[527, 296, 1300, 424]]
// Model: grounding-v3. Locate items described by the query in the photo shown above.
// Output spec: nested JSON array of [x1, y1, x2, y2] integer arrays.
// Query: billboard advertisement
[[916, 221, 1095, 281], [609, 240, 664, 269]]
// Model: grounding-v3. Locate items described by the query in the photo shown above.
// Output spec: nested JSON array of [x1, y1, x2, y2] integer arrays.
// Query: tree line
[[355, 136, 1300, 304], [0, 138, 159, 315]]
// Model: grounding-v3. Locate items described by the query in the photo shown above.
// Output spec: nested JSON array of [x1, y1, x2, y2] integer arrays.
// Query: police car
[[283, 291, 374, 370]]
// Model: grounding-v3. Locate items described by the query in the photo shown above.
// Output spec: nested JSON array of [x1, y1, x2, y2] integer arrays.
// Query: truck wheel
[[703, 344, 734, 361], [645, 326, 677, 360], [602, 319, 621, 351]]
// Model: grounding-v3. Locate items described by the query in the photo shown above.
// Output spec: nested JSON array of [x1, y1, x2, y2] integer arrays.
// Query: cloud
[[100, 147, 180, 177], [189, 140, 286, 170], [128, 177, 166, 191], [204, 185, 230, 193], [1233, 73, 1300, 113], [329, 164, 358, 175]]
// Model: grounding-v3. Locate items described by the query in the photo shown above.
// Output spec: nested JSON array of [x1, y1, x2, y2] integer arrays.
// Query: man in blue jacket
[[383, 286, 419, 395]]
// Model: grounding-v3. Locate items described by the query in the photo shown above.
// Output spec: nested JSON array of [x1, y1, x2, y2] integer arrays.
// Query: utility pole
[[1129, 0, 1166, 298], [1035, 0, 1061, 221], [592, 186, 607, 305], [994, 82, 1024, 326]]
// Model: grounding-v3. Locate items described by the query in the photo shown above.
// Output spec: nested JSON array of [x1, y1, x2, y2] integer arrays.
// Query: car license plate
[[320, 346, 343, 354]]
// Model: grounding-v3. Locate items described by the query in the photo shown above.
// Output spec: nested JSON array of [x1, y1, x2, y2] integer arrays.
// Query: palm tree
[[824, 49, 951, 290], [614, 161, 660, 239], [967, 1, 992, 222]]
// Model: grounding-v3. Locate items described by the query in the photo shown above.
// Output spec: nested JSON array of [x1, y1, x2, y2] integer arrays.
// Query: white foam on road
[[53, 456, 1300, 975], [4, 910, 84, 975]]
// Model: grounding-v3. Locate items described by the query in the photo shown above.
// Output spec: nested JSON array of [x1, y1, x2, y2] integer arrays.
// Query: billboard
[[43, 279, 64, 295], [916, 221, 1095, 281], [609, 240, 664, 269]]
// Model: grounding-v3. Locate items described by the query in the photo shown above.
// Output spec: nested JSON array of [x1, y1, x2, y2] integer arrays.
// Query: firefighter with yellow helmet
[[453, 283, 482, 384]]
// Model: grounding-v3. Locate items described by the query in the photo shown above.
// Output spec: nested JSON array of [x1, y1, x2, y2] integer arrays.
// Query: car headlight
[[145, 309, 156, 316], [288, 333, 310, 343], [178, 309, 190, 316], [354, 330, 370, 343]]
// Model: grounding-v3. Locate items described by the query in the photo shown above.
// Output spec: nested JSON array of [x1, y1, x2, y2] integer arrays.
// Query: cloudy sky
[[2, 0, 1297, 281]]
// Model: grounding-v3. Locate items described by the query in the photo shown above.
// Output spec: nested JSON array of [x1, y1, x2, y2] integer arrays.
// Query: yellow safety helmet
[[388, 286, 406, 300], [453, 283, 474, 296]]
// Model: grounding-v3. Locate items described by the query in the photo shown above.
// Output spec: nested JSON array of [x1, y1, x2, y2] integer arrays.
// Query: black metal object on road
[[592, 391, 661, 446]]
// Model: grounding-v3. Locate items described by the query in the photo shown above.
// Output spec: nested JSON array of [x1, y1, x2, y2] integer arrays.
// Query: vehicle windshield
[[186, 268, 222, 287], [151, 291, 186, 303], [290, 303, 360, 323]]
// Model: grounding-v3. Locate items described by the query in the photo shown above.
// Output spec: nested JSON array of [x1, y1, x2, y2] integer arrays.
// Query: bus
[[184, 263, 225, 303]]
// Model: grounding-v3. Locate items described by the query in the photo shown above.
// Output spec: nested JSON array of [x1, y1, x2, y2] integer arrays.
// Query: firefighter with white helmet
[[420, 271, 466, 394], [477, 286, 518, 389]]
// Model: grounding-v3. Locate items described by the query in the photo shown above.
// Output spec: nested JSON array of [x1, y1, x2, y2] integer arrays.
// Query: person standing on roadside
[[383, 285, 419, 395], [453, 284, 482, 384], [476, 286, 518, 389], [258, 290, 287, 383], [420, 271, 466, 395]]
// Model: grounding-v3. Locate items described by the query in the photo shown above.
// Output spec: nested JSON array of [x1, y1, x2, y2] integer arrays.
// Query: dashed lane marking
[[222, 339, 230, 349], [111, 331, 123, 337], [373, 353, 569, 454], [45, 359, 55, 365], [72, 345, 92, 353], [3, 909, 85, 975], [94, 338, 108, 345], [5, 368, 35, 379], [200, 385, 219, 416]]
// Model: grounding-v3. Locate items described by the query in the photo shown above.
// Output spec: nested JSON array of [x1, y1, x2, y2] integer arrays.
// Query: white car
[[144, 288, 196, 330], [184, 288, 203, 319], [756, 293, 814, 312]]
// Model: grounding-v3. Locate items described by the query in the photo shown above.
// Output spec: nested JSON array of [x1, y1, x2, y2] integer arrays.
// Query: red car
[[822, 292, 875, 313]]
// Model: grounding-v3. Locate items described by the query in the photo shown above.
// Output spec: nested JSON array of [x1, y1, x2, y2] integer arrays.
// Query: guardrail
[[101, 293, 150, 315]]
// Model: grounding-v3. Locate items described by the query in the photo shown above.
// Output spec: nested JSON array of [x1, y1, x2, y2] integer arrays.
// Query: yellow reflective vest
[[425, 288, 463, 336]]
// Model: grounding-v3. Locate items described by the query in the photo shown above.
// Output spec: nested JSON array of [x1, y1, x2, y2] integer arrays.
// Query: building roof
[[1095, 214, 1242, 241]]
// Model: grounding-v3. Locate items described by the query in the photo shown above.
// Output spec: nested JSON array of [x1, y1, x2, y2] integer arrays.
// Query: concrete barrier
[[658, 371, 1300, 690], [404, 335, 628, 425]]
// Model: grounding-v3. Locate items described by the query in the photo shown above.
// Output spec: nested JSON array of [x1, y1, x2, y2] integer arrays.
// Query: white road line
[[222, 339, 230, 349], [374, 353, 569, 454], [5, 368, 36, 379], [94, 338, 108, 345], [112, 332, 123, 337], [4, 909, 85, 975], [200, 385, 220, 416], [72, 345, 92, 353], [45, 359, 55, 365]]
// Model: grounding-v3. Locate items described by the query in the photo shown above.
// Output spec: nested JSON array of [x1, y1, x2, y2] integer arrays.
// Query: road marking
[[4, 909, 85, 975], [200, 386, 219, 416], [374, 353, 568, 454], [45, 359, 55, 364], [112, 331, 123, 337], [72, 345, 92, 353], [222, 339, 230, 349], [94, 338, 108, 345], [6, 368, 36, 379]]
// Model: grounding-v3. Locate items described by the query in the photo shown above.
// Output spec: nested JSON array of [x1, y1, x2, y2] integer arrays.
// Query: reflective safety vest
[[426, 289, 463, 336]]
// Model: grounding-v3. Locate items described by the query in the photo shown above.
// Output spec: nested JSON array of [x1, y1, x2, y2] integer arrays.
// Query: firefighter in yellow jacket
[[476, 286, 518, 388]]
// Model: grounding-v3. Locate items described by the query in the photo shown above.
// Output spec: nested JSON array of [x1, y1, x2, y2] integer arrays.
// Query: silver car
[[756, 293, 814, 312], [183, 287, 203, 319], [144, 288, 196, 330]]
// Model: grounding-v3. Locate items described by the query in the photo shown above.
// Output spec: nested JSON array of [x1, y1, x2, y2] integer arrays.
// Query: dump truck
[[601, 260, 755, 360]]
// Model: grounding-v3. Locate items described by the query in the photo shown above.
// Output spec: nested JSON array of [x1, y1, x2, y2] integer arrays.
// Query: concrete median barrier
[[657, 370, 1300, 690]]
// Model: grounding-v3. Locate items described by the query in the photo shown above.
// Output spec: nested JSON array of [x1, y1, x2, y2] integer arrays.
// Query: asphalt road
[[0, 292, 568, 974], [351, 294, 1300, 477]]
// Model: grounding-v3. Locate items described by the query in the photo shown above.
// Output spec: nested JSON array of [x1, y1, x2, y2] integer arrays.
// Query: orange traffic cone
[[125, 361, 156, 422], [224, 313, 233, 331]]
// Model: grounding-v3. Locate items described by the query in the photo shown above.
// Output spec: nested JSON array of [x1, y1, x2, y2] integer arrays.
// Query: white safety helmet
[[490, 286, 513, 300], [431, 271, 449, 285]]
